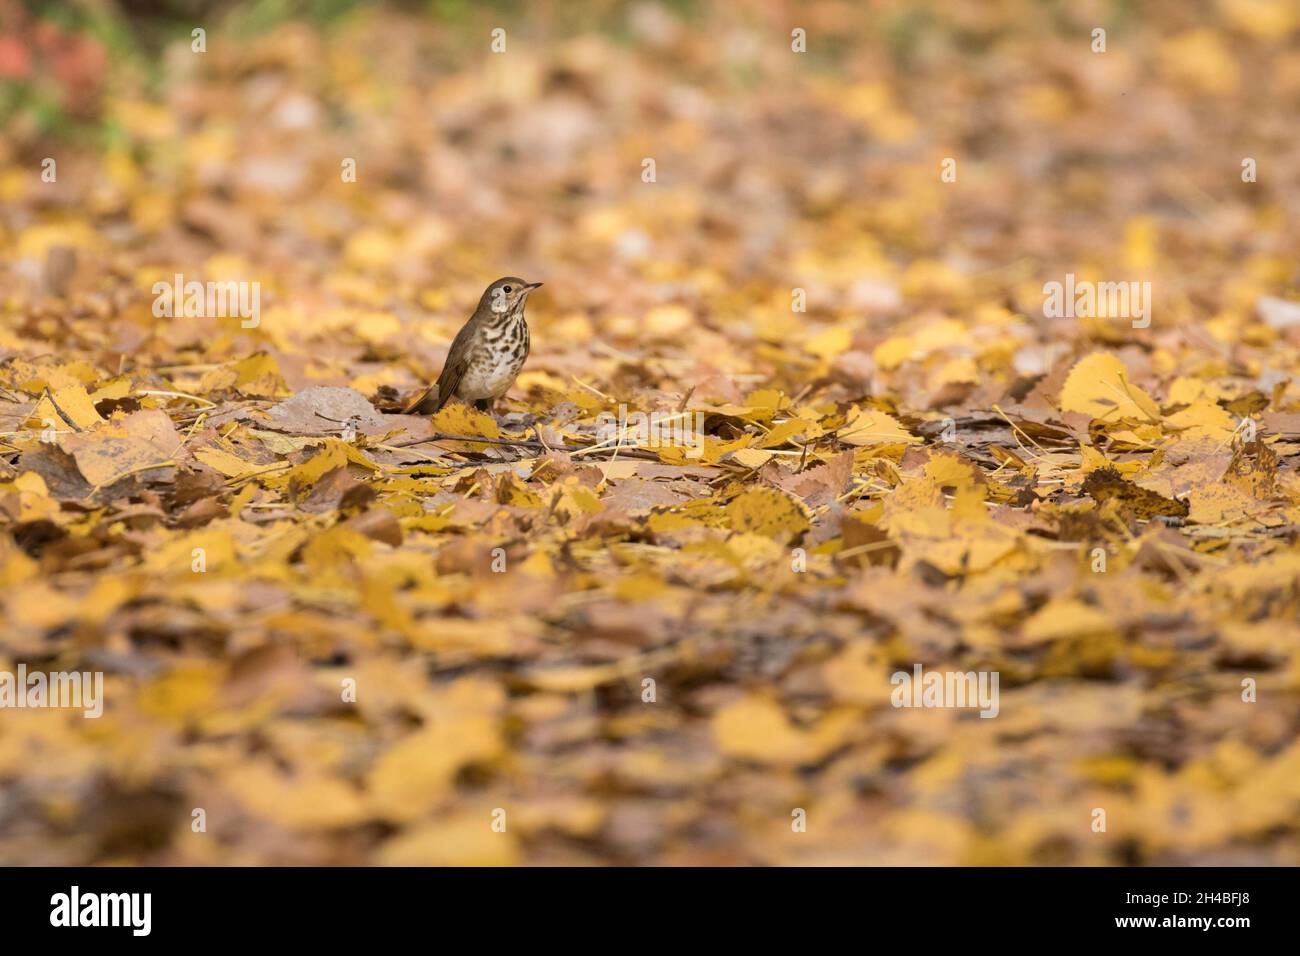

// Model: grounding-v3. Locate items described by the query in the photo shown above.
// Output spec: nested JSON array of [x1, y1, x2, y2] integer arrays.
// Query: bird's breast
[[458, 318, 529, 400]]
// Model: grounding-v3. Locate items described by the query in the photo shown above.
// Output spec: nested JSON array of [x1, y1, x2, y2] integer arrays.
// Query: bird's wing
[[404, 322, 475, 414]]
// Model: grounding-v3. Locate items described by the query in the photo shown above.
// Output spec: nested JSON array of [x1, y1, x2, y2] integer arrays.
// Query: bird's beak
[[524, 281, 543, 290]]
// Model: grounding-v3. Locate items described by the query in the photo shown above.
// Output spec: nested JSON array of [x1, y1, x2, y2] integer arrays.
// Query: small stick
[[389, 432, 554, 449]]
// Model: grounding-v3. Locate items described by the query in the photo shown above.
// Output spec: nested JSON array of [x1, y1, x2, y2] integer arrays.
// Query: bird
[[403, 277, 541, 416]]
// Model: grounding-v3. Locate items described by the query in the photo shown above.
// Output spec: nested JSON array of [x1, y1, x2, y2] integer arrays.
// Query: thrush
[[404, 276, 541, 415]]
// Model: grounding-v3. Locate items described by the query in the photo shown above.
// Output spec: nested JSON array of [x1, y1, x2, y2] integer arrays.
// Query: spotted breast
[[457, 314, 530, 402]]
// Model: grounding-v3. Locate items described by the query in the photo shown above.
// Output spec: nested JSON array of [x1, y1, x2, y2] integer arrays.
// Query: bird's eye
[[503, 285, 513, 293]]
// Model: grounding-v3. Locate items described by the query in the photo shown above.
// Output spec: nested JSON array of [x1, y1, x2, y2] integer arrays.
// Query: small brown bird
[[404, 277, 541, 415]]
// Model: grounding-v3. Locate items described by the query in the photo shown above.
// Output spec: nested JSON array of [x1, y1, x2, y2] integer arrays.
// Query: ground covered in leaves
[[2, 1, 1300, 865]]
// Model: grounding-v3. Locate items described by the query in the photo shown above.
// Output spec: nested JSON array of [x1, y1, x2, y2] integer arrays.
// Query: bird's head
[[482, 277, 542, 318]]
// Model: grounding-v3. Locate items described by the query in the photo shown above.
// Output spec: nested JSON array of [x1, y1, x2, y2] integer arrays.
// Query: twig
[[134, 389, 217, 408], [389, 432, 552, 449], [42, 388, 83, 433], [87, 459, 176, 497]]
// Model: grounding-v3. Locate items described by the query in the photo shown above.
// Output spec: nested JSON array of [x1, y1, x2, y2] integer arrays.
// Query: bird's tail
[[402, 382, 443, 415]]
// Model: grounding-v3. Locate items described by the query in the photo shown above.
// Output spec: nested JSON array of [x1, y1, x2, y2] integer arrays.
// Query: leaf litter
[[1, 3, 1299, 866]]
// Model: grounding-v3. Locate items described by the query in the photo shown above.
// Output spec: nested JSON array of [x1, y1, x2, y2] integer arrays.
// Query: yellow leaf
[[712, 694, 855, 767], [823, 641, 893, 706], [1217, 0, 1297, 37], [6, 581, 76, 630], [200, 353, 289, 398], [730, 448, 773, 469], [1059, 352, 1159, 422], [726, 486, 810, 538], [377, 811, 519, 865], [59, 431, 171, 487], [1158, 29, 1240, 94], [644, 304, 693, 337], [137, 663, 222, 726], [1123, 217, 1158, 272], [805, 324, 852, 361], [924, 452, 983, 494], [1022, 598, 1114, 641], [430, 403, 501, 439], [838, 406, 920, 446], [367, 679, 505, 822], [16, 222, 97, 259], [873, 333, 915, 371], [1164, 401, 1238, 441], [145, 529, 238, 575], [344, 229, 402, 270], [29, 385, 104, 432], [285, 439, 378, 494], [194, 446, 259, 478], [226, 761, 369, 830]]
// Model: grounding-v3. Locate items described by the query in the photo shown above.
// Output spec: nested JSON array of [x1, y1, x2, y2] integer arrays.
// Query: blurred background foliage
[[0, 0, 1164, 146]]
